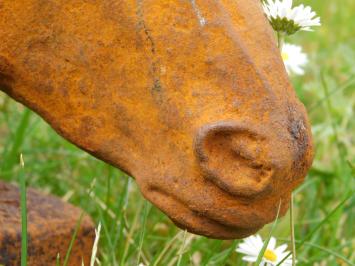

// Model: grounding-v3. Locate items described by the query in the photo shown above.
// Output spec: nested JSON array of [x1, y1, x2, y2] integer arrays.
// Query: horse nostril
[[194, 121, 274, 198], [286, 107, 314, 181]]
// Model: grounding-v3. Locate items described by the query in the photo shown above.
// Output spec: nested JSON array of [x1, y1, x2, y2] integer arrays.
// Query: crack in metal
[[136, 0, 156, 54], [136, 0, 163, 102]]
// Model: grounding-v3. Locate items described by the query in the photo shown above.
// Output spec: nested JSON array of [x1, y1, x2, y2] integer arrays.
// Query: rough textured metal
[[0, 0, 313, 239], [0, 181, 94, 266]]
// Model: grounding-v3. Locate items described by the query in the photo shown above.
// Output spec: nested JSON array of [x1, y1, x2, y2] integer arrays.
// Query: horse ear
[[194, 121, 274, 198]]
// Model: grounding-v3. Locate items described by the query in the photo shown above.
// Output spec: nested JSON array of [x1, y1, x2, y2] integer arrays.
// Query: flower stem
[[277, 32, 284, 51], [290, 194, 296, 266]]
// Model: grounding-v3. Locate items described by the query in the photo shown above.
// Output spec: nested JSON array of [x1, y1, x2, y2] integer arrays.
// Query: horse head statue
[[0, 0, 313, 239]]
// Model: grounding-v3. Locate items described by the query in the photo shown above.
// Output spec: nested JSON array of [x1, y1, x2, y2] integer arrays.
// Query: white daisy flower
[[263, 0, 321, 35], [236, 235, 293, 266], [281, 43, 308, 75]]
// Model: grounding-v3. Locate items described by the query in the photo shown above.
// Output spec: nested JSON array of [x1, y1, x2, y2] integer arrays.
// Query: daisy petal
[[262, 0, 321, 34], [275, 244, 288, 254], [268, 237, 277, 250]]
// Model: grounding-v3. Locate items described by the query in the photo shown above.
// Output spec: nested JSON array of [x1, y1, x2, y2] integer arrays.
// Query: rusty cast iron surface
[[0, 0, 314, 239], [0, 181, 94, 266]]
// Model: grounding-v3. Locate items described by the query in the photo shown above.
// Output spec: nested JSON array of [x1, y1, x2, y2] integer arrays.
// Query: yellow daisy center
[[282, 52, 289, 61], [264, 249, 278, 262]]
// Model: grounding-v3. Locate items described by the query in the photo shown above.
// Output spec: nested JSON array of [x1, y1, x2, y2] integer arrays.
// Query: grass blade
[[276, 193, 353, 266], [1, 108, 31, 175], [113, 177, 131, 265], [136, 200, 151, 266], [176, 230, 187, 266], [120, 200, 143, 265], [63, 212, 85, 266], [290, 194, 296, 266], [90, 223, 102, 266], [206, 240, 239, 266], [151, 232, 182, 266], [56, 253, 60, 266], [255, 199, 282, 265], [19, 154, 27, 266], [309, 75, 355, 112], [63, 179, 96, 266], [278, 238, 355, 265]]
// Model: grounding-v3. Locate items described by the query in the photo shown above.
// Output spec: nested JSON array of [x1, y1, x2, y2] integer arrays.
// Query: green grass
[[19, 154, 27, 266], [1, 0, 354, 265], [62, 180, 96, 266], [256, 201, 281, 265]]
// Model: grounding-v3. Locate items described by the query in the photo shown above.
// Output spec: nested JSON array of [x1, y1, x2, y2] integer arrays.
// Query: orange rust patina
[[0, 0, 313, 239]]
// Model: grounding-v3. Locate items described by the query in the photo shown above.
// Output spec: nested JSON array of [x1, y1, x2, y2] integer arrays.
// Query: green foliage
[[19, 155, 27, 266], [256, 201, 281, 265], [63, 180, 96, 266], [0, 0, 354, 265]]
